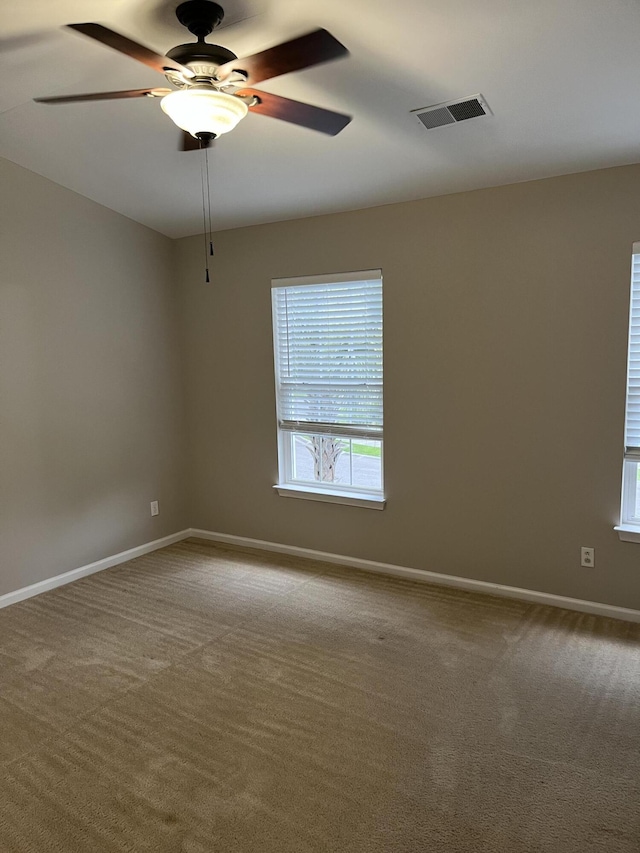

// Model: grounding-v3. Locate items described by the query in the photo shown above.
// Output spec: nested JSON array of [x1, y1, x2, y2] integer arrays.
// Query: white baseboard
[[188, 528, 640, 624], [3, 526, 639, 625], [0, 530, 191, 610]]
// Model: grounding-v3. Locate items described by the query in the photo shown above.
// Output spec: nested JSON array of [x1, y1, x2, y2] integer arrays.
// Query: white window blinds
[[272, 270, 383, 438], [624, 245, 640, 458]]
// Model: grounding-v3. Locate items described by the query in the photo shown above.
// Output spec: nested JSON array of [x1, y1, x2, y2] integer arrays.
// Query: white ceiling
[[2, 0, 640, 238]]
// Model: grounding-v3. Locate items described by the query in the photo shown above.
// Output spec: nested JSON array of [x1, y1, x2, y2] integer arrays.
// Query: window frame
[[617, 244, 640, 540], [271, 270, 385, 509]]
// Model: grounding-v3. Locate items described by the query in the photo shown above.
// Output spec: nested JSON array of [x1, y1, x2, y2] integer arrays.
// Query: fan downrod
[[176, 1, 225, 39]]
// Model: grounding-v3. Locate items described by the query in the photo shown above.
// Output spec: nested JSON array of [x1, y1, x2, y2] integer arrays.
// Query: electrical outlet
[[581, 546, 594, 568], [150, 500, 159, 517]]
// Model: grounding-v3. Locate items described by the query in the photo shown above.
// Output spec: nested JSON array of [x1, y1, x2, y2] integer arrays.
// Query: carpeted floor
[[0, 539, 639, 852]]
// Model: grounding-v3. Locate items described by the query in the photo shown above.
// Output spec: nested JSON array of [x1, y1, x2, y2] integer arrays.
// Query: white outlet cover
[[580, 547, 594, 567]]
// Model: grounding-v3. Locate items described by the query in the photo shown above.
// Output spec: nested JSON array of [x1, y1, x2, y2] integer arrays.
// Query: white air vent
[[412, 95, 492, 130]]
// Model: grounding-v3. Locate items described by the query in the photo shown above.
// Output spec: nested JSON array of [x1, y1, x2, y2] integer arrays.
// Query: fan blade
[[67, 23, 194, 78], [180, 131, 214, 151], [34, 88, 171, 104], [240, 89, 351, 136], [216, 29, 348, 85]]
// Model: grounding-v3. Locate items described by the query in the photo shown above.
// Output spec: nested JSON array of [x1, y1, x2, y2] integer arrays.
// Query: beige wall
[[4, 156, 640, 610], [0, 159, 187, 596], [176, 163, 640, 610]]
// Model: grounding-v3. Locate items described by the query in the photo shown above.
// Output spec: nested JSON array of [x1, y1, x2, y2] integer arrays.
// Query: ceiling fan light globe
[[160, 89, 248, 137]]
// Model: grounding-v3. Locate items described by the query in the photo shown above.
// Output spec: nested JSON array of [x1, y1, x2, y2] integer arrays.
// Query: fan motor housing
[[166, 41, 237, 67]]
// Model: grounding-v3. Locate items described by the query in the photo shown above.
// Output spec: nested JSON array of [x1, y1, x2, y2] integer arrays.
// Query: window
[[620, 244, 640, 534], [271, 270, 384, 509]]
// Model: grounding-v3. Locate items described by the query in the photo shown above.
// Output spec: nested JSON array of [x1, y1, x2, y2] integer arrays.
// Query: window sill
[[614, 525, 640, 543], [274, 484, 386, 510]]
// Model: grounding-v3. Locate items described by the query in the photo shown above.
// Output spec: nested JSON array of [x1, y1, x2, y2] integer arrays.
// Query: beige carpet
[[0, 540, 639, 852]]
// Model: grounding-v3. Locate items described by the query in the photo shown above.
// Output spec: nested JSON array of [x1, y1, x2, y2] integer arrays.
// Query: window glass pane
[[621, 459, 640, 523], [289, 432, 382, 492], [291, 433, 349, 485], [352, 439, 383, 491], [291, 434, 315, 483]]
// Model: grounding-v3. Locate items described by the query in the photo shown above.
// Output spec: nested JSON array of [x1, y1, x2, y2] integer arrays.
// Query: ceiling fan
[[34, 0, 352, 150]]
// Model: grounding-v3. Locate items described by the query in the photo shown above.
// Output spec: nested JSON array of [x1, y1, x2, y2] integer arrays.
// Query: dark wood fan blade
[[67, 23, 194, 78], [34, 87, 171, 104], [239, 88, 351, 136], [180, 131, 214, 151], [216, 29, 348, 85]]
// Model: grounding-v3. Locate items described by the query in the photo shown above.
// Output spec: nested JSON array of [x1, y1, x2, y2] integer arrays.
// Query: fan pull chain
[[204, 144, 214, 257], [199, 138, 210, 282]]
